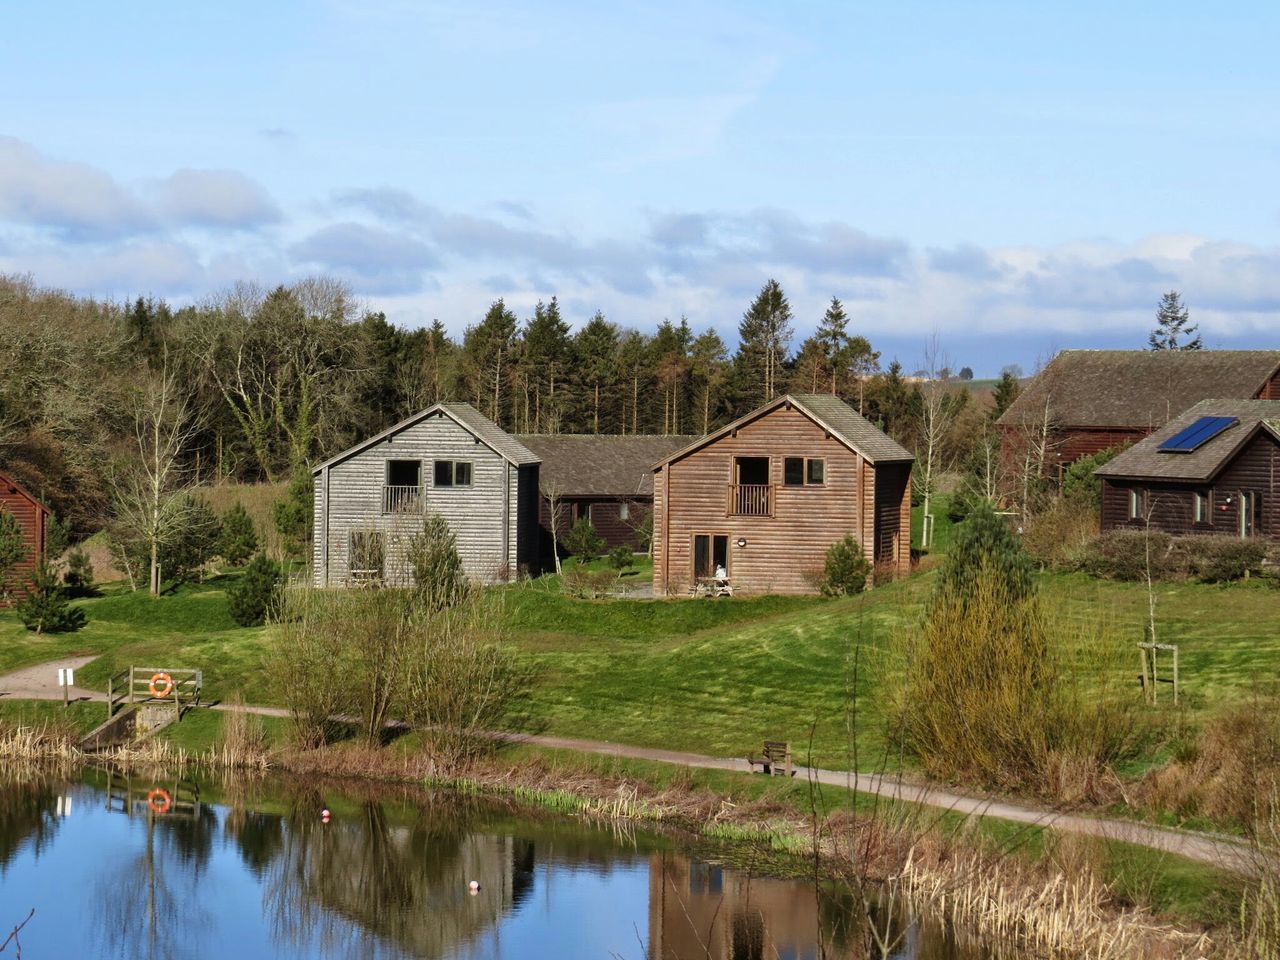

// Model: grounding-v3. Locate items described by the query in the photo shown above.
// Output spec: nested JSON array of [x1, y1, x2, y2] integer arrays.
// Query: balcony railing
[[383, 485, 424, 514], [727, 483, 773, 517]]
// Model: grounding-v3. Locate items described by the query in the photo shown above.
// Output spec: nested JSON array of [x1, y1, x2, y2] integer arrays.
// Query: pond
[[0, 768, 999, 959]]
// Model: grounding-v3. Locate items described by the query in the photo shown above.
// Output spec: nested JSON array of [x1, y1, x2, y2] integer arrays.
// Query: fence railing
[[107, 667, 202, 719], [383, 485, 424, 514], [727, 483, 773, 517]]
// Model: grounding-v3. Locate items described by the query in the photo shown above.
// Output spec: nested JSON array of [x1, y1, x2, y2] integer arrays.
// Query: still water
[[0, 768, 993, 959]]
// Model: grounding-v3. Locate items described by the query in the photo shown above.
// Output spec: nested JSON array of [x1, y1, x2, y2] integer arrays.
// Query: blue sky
[[2, 1, 1278, 373]]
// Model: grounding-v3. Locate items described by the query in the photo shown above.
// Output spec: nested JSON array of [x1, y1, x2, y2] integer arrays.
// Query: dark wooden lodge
[[652, 394, 913, 596], [998, 350, 1280, 472], [517, 434, 696, 555], [1094, 399, 1280, 540], [0, 470, 49, 602]]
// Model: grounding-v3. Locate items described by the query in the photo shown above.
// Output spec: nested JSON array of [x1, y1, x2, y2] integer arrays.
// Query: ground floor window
[[1239, 490, 1261, 537], [1193, 490, 1209, 524], [349, 530, 385, 583], [693, 534, 729, 579], [619, 501, 630, 521], [1127, 488, 1145, 520]]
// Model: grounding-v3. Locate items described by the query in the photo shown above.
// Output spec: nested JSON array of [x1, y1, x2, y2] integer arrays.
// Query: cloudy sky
[[3, 1, 1278, 373]]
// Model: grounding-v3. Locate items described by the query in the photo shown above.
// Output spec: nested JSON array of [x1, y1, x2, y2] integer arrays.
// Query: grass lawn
[[4, 552, 1279, 782]]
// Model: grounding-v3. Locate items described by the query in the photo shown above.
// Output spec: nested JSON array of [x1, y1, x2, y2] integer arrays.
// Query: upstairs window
[[784, 457, 825, 486], [434, 460, 473, 487]]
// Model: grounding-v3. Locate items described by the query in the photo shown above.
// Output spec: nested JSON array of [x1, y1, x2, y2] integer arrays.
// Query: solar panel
[[1157, 416, 1238, 453]]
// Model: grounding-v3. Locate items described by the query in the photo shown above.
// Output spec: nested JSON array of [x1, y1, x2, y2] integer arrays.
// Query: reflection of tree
[[0, 775, 59, 869], [261, 793, 519, 960]]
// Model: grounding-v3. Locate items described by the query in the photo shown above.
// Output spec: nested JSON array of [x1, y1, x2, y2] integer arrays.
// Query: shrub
[[119, 494, 222, 589], [1059, 447, 1120, 507], [1183, 535, 1267, 583], [563, 517, 604, 560], [1021, 495, 1097, 569], [1078, 529, 1176, 581], [607, 545, 634, 572], [818, 535, 871, 596], [406, 513, 468, 609], [562, 567, 620, 599], [217, 501, 258, 566], [44, 513, 70, 559], [16, 559, 86, 634], [227, 554, 283, 627], [62, 547, 95, 597]]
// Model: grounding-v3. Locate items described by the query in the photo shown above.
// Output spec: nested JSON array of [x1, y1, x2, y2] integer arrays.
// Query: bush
[[1021, 496, 1097, 569], [16, 558, 86, 634], [217, 501, 258, 566], [818, 535, 871, 596], [606, 545, 634, 572], [562, 567, 620, 599], [62, 547, 95, 597], [1183, 535, 1267, 583], [1078, 529, 1176, 581], [273, 466, 313, 560], [1059, 447, 1121, 507], [227, 554, 283, 627], [563, 517, 604, 560], [407, 513, 469, 609]]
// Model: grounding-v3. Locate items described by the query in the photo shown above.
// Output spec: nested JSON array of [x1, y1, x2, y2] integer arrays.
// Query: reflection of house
[[310, 402, 541, 585], [0, 470, 48, 603], [516, 434, 696, 554], [648, 853, 850, 960], [652, 394, 913, 595], [1094, 399, 1280, 540], [998, 350, 1280, 470]]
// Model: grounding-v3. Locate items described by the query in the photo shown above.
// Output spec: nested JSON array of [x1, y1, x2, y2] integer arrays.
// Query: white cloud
[[151, 169, 282, 228]]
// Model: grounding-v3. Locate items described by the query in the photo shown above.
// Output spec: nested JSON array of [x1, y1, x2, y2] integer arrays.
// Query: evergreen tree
[[616, 330, 650, 434], [735, 279, 793, 406], [991, 369, 1020, 419], [935, 501, 1035, 606], [16, 558, 86, 633], [819, 535, 872, 596], [521, 298, 572, 432], [789, 336, 830, 394], [815, 297, 850, 389], [1148, 290, 1202, 350], [227, 553, 283, 627], [572, 312, 620, 433], [273, 466, 313, 560], [688, 329, 729, 435], [563, 516, 605, 559], [867, 360, 911, 435], [461, 299, 519, 425], [217, 501, 259, 566], [650, 318, 692, 434], [399, 319, 457, 413], [407, 513, 469, 608], [0, 508, 29, 601], [63, 547, 95, 597]]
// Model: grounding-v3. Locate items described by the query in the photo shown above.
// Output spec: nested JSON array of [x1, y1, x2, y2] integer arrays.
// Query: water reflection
[[0, 769, 992, 960]]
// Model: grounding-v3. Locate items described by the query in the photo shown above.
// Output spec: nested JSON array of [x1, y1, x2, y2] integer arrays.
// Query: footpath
[[0, 655, 1257, 875]]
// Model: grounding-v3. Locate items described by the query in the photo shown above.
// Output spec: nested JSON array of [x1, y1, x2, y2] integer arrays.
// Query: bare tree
[[110, 356, 203, 596], [543, 479, 565, 575], [914, 335, 962, 548]]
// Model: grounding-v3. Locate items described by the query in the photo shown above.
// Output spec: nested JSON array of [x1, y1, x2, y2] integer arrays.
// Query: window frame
[[1127, 487, 1145, 521], [1193, 489, 1210, 525], [783, 456, 826, 487], [692, 533, 730, 580], [433, 459, 474, 489]]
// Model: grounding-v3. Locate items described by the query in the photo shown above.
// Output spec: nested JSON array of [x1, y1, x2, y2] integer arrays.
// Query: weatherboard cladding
[[0, 471, 48, 602], [313, 405, 532, 585], [1094, 399, 1280, 483], [998, 350, 1280, 431]]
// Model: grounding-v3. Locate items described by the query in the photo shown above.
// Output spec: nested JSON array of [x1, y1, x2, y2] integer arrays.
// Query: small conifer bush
[[63, 547, 96, 597], [607, 545, 634, 572], [17, 558, 87, 633], [227, 554, 283, 627], [563, 517, 605, 560], [819, 535, 871, 596], [217, 501, 259, 566]]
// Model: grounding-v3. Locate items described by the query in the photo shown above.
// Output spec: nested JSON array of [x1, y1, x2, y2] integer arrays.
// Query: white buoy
[[468, 880, 480, 892], [321, 808, 331, 822]]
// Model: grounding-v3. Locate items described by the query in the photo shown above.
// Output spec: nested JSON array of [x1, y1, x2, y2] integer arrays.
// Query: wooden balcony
[[727, 483, 773, 517], [382, 485, 424, 514]]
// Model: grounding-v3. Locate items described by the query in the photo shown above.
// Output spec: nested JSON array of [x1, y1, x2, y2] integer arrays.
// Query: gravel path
[[0, 657, 1257, 874]]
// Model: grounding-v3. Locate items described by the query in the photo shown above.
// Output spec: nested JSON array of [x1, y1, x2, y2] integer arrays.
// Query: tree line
[[4, 272, 1010, 539]]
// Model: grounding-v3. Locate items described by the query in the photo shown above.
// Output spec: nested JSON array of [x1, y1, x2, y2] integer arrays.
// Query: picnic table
[[691, 576, 733, 598]]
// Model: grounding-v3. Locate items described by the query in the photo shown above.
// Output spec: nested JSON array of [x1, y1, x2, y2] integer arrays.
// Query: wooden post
[[1151, 646, 1158, 704], [1172, 646, 1179, 706], [107, 672, 113, 720]]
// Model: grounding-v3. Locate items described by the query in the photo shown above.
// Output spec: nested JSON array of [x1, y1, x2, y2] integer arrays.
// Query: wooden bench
[[746, 740, 795, 777]]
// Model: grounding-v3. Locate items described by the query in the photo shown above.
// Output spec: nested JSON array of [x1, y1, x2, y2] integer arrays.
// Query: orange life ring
[[147, 788, 172, 815], [149, 672, 174, 699]]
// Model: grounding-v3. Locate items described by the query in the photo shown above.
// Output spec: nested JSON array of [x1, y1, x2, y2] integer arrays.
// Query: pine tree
[[407, 513, 468, 608], [63, 547, 95, 597], [461, 299, 519, 424], [1148, 290, 1202, 350], [790, 337, 829, 394], [572, 312, 620, 433], [815, 297, 849, 394], [217, 501, 259, 566], [521, 297, 572, 432], [935, 501, 1035, 606], [688, 329, 729, 435], [272, 466, 313, 560], [991, 369, 1020, 419], [736, 280, 793, 405], [227, 553, 283, 627], [16, 558, 86, 634]]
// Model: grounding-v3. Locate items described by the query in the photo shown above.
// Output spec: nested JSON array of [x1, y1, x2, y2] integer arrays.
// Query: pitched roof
[[654, 394, 914, 469], [997, 350, 1280, 430], [312, 402, 539, 473], [1094, 399, 1280, 482], [516, 434, 698, 497], [0, 471, 50, 514]]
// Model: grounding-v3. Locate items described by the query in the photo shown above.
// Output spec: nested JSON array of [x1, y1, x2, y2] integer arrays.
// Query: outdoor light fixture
[[736, 538, 747, 547]]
